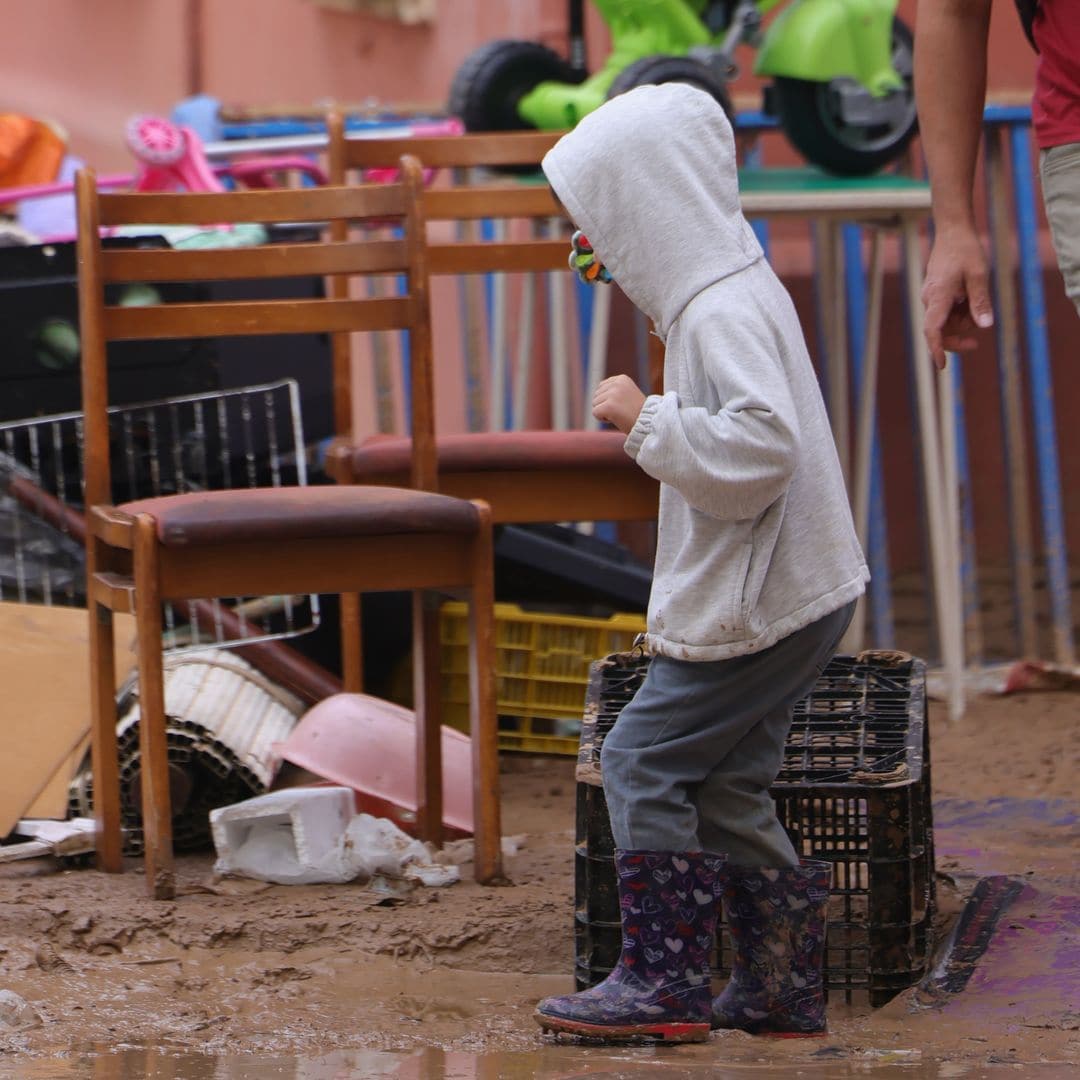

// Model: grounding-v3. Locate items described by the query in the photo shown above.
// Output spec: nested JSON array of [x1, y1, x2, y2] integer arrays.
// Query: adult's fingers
[[964, 264, 995, 330], [923, 291, 953, 370]]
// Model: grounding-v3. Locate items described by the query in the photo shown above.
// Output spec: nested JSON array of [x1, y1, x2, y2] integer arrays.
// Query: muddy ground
[[0, 688, 1077, 1074]]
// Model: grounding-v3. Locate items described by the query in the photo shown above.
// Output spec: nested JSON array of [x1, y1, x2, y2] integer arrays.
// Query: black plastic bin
[[574, 650, 935, 1007]]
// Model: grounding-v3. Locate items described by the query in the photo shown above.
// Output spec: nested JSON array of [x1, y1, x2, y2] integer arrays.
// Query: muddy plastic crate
[[439, 601, 645, 754], [574, 650, 935, 1006]]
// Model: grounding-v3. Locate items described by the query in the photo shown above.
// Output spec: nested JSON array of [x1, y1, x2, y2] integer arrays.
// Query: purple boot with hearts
[[711, 858, 832, 1036], [535, 849, 726, 1042]]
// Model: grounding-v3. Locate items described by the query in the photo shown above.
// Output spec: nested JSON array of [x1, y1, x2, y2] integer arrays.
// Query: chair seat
[[116, 485, 481, 547], [340, 429, 634, 482]]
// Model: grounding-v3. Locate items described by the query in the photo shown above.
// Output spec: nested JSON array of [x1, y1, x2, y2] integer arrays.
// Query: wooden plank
[[423, 186, 562, 221], [341, 130, 564, 171], [132, 517, 175, 899], [76, 169, 113, 511], [467, 506, 502, 885], [412, 592, 444, 846], [103, 296, 414, 340], [98, 183, 407, 227], [157, 534, 474, 600], [102, 239, 409, 282], [428, 240, 568, 276]]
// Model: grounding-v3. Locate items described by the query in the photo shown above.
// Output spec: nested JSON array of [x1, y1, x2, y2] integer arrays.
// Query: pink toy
[[361, 116, 464, 185], [0, 172, 132, 205], [125, 115, 224, 193], [0, 114, 461, 243], [225, 155, 328, 189]]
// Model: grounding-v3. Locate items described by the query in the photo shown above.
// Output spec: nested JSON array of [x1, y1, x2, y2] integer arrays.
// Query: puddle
[[5, 1045, 1077, 1080]]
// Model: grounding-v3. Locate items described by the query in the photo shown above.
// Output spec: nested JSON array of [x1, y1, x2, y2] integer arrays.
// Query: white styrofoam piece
[[209, 789, 460, 888], [14, 817, 95, 847], [210, 786, 355, 885]]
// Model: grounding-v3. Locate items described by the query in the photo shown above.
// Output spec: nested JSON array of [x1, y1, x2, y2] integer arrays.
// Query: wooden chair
[[75, 160, 500, 898], [324, 121, 660, 529]]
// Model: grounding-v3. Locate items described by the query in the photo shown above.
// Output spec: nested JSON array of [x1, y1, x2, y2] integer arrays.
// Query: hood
[[542, 83, 762, 338]]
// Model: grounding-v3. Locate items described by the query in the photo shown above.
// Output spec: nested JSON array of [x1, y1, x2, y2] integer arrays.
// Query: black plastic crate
[[574, 650, 935, 1006]]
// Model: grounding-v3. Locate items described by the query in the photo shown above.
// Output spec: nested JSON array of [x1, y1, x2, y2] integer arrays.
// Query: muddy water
[[4, 1045, 1077, 1080]]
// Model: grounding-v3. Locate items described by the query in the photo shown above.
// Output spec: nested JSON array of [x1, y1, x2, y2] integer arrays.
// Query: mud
[[5, 1044, 1080, 1079], [1, 691, 1077, 1075]]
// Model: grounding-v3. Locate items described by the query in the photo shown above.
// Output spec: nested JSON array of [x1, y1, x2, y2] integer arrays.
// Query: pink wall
[[0, 0, 188, 169], [0, 0, 585, 170], [1, 0, 1034, 171]]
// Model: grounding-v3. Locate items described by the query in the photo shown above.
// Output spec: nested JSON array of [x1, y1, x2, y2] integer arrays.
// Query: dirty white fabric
[[542, 84, 868, 661]]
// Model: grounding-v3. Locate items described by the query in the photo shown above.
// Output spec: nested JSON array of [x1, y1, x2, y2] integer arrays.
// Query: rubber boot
[[536, 849, 726, 1042], [711, 859, 831, 1036]]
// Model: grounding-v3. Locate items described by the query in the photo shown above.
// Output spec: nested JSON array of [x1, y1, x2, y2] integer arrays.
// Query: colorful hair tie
[[569, 230, 612, 285]]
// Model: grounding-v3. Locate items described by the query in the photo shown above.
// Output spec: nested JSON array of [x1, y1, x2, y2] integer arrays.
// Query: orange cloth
[[0, 115, 66, 189]]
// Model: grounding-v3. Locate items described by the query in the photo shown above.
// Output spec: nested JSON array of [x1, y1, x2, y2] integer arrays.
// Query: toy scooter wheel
[[448, 39, 585, 133], [125, 115, 186, 166], [606, 56, 734, 123], [771, 17, 916, 176]]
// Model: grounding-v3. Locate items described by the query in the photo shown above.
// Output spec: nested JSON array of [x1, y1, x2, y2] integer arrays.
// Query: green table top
[[738, 167, 931, 218], [738, 167, 929, 194]]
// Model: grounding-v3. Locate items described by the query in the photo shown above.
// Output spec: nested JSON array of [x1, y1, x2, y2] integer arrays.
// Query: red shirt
[[1032, 0, 1080, 148]]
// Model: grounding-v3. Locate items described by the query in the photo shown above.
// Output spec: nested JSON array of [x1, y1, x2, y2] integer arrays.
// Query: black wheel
[[606, 54, 735, 123], [772, 17, 917, 176], [448, 39, 585, 133]]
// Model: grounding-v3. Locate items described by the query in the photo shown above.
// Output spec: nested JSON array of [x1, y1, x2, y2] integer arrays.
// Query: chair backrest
[[75, 161, 436, 507], [325, 116, 572, 278], [327, 118, 563, 175]]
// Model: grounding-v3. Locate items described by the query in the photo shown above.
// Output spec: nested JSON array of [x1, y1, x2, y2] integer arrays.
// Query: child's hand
[[592, 375, 646, 435]]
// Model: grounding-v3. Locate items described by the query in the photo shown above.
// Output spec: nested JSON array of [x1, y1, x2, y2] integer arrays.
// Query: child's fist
[[592, 374, 646, 435]]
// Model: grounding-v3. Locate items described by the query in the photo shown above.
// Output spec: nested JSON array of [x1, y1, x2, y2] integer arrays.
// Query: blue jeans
[[600, 602, 855, 865]]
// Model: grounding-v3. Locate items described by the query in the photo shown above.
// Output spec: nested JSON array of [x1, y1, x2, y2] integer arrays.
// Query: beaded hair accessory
[[569, 230, 612, 284]]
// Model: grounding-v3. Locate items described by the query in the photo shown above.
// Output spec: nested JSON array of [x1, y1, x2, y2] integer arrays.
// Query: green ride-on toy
[[448, 0, 917, 176]]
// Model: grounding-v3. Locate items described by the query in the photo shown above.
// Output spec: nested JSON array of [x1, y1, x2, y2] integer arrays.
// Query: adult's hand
[[915, 0, 995, 371], [921, 226, 994, 370]]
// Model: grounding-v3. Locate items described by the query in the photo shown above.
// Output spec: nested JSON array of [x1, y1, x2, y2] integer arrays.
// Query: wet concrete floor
[[4, 1045, 1077, 1080]]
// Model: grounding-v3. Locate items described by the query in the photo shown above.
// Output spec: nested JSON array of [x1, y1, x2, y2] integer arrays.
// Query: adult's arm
[[915, 0, 996, 368]]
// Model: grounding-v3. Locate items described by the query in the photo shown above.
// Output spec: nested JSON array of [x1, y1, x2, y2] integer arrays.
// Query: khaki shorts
[[1040, 142, 1080, 316]]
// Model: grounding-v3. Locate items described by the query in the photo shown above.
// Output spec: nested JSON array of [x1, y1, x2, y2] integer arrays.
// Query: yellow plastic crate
[[440, 601, 646, 755]]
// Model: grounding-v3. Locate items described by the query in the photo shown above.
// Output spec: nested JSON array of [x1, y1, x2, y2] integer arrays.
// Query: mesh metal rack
[[574, 650, 935, 1006], [0, 379, 317, 647], [0, 382, 318, 854]]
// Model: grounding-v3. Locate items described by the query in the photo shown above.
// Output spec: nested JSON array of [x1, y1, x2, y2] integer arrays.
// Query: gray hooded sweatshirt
[[542, 83, 868, 662]]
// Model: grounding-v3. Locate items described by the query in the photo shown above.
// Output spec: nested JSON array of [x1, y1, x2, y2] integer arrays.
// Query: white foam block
[[210, 786, 355, 885]]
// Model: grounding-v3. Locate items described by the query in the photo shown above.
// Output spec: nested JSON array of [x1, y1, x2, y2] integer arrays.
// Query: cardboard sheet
[[0, 603, 136, 835], [23, 734, 90, 820]]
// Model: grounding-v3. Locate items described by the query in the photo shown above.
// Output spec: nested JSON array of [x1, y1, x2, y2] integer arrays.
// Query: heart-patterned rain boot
[[536, 849, 726, 1042], [711, 858, 832, 1036]]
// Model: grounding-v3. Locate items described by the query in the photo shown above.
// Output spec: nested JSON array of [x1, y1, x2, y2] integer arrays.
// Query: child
[[535, 84, 868, 1043]]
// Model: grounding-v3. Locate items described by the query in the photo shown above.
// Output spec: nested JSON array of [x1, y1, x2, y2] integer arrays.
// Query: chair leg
[[340, 592, 364, 692], [467, 505, 503, 884], [412, 590, 444, 847], [133, 516, 175, 900], [88, 587, 123, 873]]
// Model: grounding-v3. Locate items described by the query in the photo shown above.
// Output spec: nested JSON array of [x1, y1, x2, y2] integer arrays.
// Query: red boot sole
[[535, 1011, 710, 1043]]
